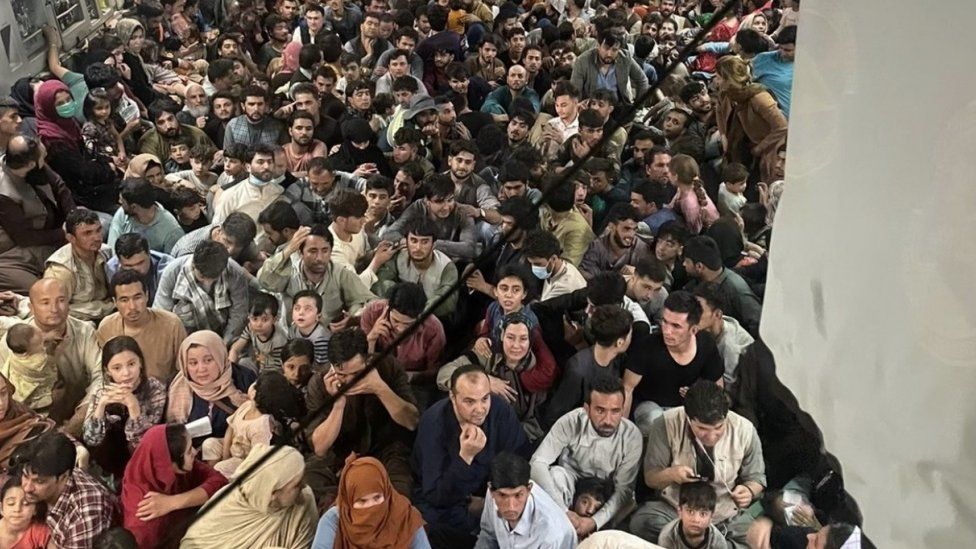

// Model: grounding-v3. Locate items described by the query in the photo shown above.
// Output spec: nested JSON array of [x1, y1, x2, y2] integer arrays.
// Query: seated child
[[279, 339, 315, 397], [211, 144, 248, 209], [165, 144, 219, 196], [210, 370, 305, 478], [2, 324, 58, 413], [164, 135, 193, 174], [81, 90, 125, 168], [658, 481, 728, 549], [170, 187, 210, 234], [718, 162, 749, 216], [571, 477, 615, 525], [289, 290, 331, 366], [229, 292, 290, 373]]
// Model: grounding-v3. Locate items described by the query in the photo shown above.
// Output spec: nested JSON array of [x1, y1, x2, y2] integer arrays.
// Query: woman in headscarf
[[120, 424, 228, 549], [436, 312, 552, 441], [165, 331, 255, 446], [34, 80, 120, 213], [330, 118, 393, 177], [312, 455, 428, 549], [706, 216, 748, 269], [714, 55, 788, 183], [115, 18, 159, 106], [125, 153, 178, 211], [0, 372, 54, 474], [9, 77, 38, 139], [179, 444, 318, 549]]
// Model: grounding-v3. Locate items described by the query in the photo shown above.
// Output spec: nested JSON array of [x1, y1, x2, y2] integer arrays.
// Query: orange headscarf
[[335, 455, 425, 549]]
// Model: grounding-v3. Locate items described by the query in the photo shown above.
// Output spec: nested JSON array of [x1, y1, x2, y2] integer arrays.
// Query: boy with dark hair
[[229, 291, 290, 372], [540, 175, 595, 266], [627, 256, 670, 324], [718, 162, 750, 216], [579, 201, 653, 281], [658, 481, 728, 548], [165, 134, 194, 173], [289, 288, 331, 365], [374, 217, 459, 318]]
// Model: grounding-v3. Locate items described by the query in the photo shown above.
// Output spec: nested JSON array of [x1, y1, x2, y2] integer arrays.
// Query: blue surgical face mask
[[531, 264, 550, 280], [55, 100, 77, 118], [249, 174, 270, 187]]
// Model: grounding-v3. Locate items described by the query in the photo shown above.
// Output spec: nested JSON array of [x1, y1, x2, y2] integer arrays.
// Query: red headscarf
[[283, 41, 302, 73], [120, 425, 227, 548], [33, 79, 82, 147], [335, 454, 425, 549]]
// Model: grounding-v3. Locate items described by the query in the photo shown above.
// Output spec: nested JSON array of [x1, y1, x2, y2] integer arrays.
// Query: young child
[[165, 144, 218, 196], [170, 187, 210, 233], [570, 477, 615, 523], [718, 162, 749, 216], [472, 265, 547, 357], [81, 90, 125, 168], [211, 144, 248, 209], [658, 481, 728, 549], [211, 370, 305, 478], [289, 290, 331, 366], [667, 154, 720, 235], [229, 292, 290, 373], [2, 324, 58, 413], [447, 0, 467, 34], [165, 135, 193, 173], [279, 339, 315, 396]]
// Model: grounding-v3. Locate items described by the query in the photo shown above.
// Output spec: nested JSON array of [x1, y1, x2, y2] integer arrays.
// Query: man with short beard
[[138, 98, 215, 162], [212, 145, 285, 232], [343, 11, 391, 69], [531, 375, 642, 539], [202, 91, 237, 149], [0, 136, 74, 293], [257, 13, 292, 68], [523, 44, 551, 98], [223, 86, 286, 150], [580, 203, 654, 280], [571, 30, 648, 107], [44, 209, 115, 322], [504, 110, 535, 151], [283, 110, 328, 177], [290, 83, 341, 148]]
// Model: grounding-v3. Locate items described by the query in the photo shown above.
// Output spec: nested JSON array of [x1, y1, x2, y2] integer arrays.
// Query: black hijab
[[9, 77, 36, 118], [332, 118, 392, 177], [706, 217, 745, 268]]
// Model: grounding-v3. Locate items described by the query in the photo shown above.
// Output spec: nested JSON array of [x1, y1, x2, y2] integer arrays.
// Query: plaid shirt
[[47, 469, 118, 549], [222, 114, 285, 150]]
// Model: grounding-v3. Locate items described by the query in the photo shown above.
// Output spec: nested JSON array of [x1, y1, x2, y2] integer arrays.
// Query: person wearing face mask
[[211, 144, 285, 235], [630, 380, 765, 547], [0, 136, 75, 293], [312, 454, 429, 549], [523, 229, 587, 302], [33, 80, 121, 214], [120, 424, 228, 549]]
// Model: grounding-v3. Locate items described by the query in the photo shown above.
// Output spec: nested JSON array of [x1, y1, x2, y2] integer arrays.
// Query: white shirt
[[541, 261, 587, 301], [475, 483, 578, 549], [328, 224, 377, 287], [211, 180, 284, 237]]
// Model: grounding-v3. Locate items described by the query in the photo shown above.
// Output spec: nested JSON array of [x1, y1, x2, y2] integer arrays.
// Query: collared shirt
[[105, 250, 173, 306], [530, 408, 642, 528], [222, 115, 285, 151], [107, 203, 185, 254], [256, 251, 376, 325], [475, 483, 577, 549], [540, 207, 595, 267], [46, 469, 118, 549], [44, 244, 115, 322], [579, 233, 654, 280], [329, 224, 378, 288], [360, 299, 446, 372], [596, 65, 618, 96], [381, 201, 482, 261]]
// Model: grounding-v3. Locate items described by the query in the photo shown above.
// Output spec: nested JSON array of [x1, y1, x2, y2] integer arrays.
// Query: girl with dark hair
[[280, 338, 315, 392], [81, 90, 126, 169], [0, 475, 50, 548], [82, 336, 167, 480], [119, 424, 227, 549]]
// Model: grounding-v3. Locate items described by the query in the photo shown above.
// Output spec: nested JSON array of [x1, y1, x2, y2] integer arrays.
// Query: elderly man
[[531, 375, 642, 539], [43, 209, 115, 323], [155, 240, 255, 344], [630, 381, 765, 547], [0, 136, 75, 293], [97, 269, 186, 382], [0, 278, 102, 427]]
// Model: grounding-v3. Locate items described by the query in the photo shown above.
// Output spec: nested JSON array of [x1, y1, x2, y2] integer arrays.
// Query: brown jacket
[[717, 89, 788, 182]]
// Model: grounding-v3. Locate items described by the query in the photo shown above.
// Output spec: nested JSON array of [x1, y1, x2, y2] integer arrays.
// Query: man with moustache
[[138, 98, 214, 161], [531, 375, 642, 538], [579, 204, 654, 280], [481, 65, 541, 123], [212, 144, 284, 230], [222, 86, 285, 151], [412, 364, 530, 538], [282, 110, 328, 177]]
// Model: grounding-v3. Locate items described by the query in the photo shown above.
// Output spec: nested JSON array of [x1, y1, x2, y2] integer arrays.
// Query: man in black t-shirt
[[623, 290, 724, 435]]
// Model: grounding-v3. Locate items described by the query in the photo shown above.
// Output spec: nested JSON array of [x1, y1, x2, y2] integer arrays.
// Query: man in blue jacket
[[412, 363, 531, 541]]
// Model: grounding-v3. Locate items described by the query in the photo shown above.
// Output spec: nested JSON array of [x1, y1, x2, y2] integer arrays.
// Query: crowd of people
[[0, 0, 874, 547]]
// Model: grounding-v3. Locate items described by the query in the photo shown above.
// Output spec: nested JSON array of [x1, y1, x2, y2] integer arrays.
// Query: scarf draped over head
[[115, 18, 145, 52], [706, 217, 745, 268], [283, 42, 303, 73], [166, 330, 246, 422], [10, 77, 36, 119], [335, 454, 425, 549], [34, 80, 82, 147], [124, 153, 163, 179], [180, 444, 318, 549], [0, 372, 55, 468]]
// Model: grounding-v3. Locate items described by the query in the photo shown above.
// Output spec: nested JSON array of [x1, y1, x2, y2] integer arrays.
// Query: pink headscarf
[[34, 80, 82, 147], [283, 42, 302, 73]]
